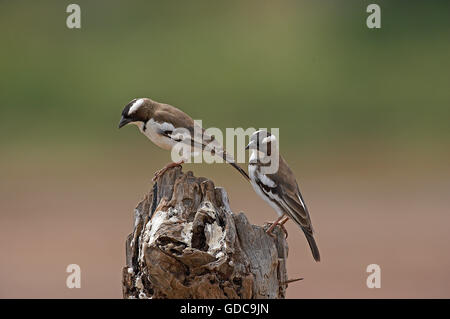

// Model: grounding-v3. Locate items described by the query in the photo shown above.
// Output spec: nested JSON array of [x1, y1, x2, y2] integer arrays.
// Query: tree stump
[[122, 166, 290, 299]]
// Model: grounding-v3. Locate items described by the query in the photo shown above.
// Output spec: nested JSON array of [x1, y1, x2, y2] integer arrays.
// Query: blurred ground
[[1, 145, 449, 298]]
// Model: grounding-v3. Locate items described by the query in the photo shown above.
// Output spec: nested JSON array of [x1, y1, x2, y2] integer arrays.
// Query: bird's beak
[[118, 116, 132, 129], [245, 141, 255, 150]]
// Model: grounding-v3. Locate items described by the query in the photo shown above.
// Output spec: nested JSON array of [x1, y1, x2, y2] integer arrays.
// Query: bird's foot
[[266, 223, 288, 238], [266, 228, 276, 238], [279, 216, 289, 238], [265, 222, 278, 238], [265, 214, 287, 238], [152, 161, 184, 182], [279, 223, 288, 238]]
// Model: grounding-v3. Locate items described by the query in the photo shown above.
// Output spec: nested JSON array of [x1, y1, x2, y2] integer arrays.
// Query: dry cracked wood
[[122, 166, 290, 299]]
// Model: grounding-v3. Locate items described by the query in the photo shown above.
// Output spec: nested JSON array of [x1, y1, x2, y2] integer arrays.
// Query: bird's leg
[[152, 160, 184, 182], [266, 214, 286, 237], [280, 217, 289, 225], [278, 216, 290, 238]]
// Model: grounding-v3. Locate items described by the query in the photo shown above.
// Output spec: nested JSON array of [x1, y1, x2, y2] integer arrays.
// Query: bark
[[122, 166, 290, 299]]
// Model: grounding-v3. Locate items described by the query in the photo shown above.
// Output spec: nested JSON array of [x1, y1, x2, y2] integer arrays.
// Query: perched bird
[[246, 130, 320, 262], [118, 97, 249, 181]]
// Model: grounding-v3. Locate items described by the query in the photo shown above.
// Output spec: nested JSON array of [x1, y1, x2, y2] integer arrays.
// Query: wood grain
[[122, 166, 290, 299]]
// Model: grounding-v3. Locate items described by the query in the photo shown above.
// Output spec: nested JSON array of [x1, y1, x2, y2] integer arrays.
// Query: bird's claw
[[152, 163, 183, 182], [266, 228, 277, 238], [265, 222, 288, 239], [280, 224, 288, 239], [152, 169, 166, 182]]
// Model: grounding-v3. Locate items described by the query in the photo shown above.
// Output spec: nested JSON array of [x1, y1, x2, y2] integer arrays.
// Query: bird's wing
[[152, 107, 194, 134], [262, 157, 314, 233], [280, 181, 320, 261], [152, 108, 249, 179], [254, 156, 320, 261], [152, 109, 224, 154], [281, 187, 314, 233]]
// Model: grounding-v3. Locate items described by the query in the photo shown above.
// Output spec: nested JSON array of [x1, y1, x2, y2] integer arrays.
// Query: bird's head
[[245, 130, 277, 156], [118, 98, 155, 129]]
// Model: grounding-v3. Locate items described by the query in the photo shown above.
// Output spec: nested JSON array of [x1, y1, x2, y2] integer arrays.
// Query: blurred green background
[[1, 1, 449, 298], [1, 0, 449, 151]]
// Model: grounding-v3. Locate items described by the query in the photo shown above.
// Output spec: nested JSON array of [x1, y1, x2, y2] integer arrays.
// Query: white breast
[[248, 164, 285, 217], [140, 119, 176, 151]]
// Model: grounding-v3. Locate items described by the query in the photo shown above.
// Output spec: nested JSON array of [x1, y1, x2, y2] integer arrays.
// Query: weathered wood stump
[[122, 166, 290, 299]]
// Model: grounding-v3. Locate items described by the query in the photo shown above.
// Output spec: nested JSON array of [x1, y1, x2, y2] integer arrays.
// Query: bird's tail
[[302, 229, 321, 262], [219, 149, 249, 181], [229, 161, 250, 180]]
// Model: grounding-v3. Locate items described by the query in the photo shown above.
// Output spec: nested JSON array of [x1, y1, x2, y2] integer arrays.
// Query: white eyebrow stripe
[[128, 98, 145, 115], [262, 135, 276, 144]]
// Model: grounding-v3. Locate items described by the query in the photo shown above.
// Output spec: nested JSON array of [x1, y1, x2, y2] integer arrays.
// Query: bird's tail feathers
[[201, 143, 249, 180], [219, 149, 249, 180], [302, 229, 321, 262], [229, 161, 250, 180]]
